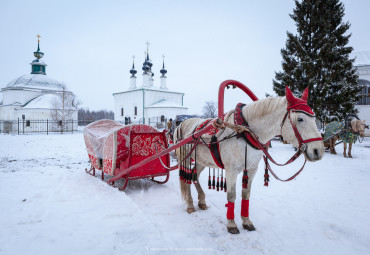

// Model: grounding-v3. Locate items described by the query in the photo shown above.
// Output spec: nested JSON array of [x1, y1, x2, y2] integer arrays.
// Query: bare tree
[[202, 100, 218, 118], [51, 84, 80, 133]]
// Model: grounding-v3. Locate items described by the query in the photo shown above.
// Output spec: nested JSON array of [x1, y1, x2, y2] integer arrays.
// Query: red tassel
[[208, 168, 211, 189], [212, 169, 215, 189], [242, 169, 248, 189], [264, 156, 269, 186], [192, 168, 197, 184], [264, 173, 269, 186]]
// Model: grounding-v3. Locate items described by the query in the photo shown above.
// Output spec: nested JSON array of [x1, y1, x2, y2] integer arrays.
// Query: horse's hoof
[[187, 208, 195, 214], [198, 203, 207, 210], [344, 155, 348, 158], [349, 155, 353, 158], [227, 227, 240, 234], [243, 224, 256, 231]]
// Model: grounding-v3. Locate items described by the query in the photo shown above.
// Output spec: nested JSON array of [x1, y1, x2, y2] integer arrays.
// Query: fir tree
[[273, 0, 360, 122]]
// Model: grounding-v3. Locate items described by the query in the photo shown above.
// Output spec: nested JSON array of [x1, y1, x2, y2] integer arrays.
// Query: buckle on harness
[[300, 143, 307, 152]]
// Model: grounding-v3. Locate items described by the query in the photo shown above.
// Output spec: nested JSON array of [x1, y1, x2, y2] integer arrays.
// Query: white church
[[113, 48, 188, 125], [0, 36, 78, 132]]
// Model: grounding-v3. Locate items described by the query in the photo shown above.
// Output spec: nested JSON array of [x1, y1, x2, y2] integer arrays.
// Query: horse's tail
[[173, 122, 188, 201]]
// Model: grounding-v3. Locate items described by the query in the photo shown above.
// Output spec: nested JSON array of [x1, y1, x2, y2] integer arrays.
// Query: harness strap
[[264, 155, 307, 182], [208, 135, 225, 169]]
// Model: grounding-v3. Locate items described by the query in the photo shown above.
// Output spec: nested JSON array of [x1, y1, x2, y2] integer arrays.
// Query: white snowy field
[[0, 133, 370, 255]]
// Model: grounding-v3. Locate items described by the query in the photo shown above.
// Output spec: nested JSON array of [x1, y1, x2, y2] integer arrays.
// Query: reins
[[216, 104, 323, 182]]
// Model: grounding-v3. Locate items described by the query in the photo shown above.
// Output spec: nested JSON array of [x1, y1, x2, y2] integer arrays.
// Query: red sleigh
[[84, 120, 170, 190]]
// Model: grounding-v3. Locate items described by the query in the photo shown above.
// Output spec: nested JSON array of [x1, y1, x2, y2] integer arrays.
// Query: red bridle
[[281, 104, 323, 153]]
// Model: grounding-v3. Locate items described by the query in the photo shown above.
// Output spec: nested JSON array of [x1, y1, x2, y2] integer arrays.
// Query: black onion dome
[[160, 68, 167, 75], [160, 62, 167, 75], [146, 53, 153, 68], [142, 64, 150, 72], [130, 68, 137, 75], [130, 63, 137, 75]]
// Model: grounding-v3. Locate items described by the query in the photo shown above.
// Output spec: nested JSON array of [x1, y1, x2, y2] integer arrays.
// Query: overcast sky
[[1, 0, 369, 114]]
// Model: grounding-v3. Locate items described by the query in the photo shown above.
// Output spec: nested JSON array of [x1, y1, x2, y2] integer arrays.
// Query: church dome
[[6, 74, 64, 91]]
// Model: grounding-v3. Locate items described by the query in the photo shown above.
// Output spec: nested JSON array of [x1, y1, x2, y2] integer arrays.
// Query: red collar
[[234, 103, 270, 150]]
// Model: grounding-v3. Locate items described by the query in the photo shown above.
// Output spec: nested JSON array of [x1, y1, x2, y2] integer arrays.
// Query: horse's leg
[[343, 142, 347, 157], [329, 138, 334, 154], [194, 166, 207, 210], [348, 142, 353, 158], [241, 166, 257, 231], [332, 136, 338, 154], [225, 169, 239, 234], [185, 183, 195, 213]]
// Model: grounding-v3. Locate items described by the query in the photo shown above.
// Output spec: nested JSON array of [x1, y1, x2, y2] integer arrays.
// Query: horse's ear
[[285, 86, 294, 104], [351, 120, 358, 133], [301, 87, 309, 102]]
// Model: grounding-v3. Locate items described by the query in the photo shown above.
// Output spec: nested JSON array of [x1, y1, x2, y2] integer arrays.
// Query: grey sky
[[1, 0, 369, 114]]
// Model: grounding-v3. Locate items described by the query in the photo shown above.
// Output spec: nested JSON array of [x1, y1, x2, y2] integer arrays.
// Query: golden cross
[[37, 34, 41, 42]]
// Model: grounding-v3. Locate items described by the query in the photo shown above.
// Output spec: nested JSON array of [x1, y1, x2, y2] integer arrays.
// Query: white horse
[[174, 87, 324, 234]]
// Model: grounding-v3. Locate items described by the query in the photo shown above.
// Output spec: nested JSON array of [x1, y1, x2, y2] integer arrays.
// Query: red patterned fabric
[[84, 120, 169, 177]]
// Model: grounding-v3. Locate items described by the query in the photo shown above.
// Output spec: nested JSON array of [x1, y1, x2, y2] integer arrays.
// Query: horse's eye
[[298, 118, 304, 122]]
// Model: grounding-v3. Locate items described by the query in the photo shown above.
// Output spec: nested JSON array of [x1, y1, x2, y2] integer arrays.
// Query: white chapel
[[113, 47, 188, 125], [0, 36, 78, 123]]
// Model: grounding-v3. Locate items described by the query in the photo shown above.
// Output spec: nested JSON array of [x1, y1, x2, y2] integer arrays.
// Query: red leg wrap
[[241, 199, 249, 218], [225, 201, 235, 220]]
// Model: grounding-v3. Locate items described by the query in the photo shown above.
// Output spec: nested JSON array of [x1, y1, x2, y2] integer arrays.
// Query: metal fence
[[0, 117, 169, 134], [0, 119, 79, 134]]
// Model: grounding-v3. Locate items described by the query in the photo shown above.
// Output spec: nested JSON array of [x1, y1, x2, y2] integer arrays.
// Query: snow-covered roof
[[352, 51, 370, 67], [5, 74, 64, 91], [146, 99, 188, 109], [22, 94, 58, 109]]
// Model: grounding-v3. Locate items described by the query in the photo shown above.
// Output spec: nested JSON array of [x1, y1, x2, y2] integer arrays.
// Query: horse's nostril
[[314, 149, 319, 158]]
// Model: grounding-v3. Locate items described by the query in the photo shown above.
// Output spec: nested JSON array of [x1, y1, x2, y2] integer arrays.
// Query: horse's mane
[[243, 96, 286, 120]]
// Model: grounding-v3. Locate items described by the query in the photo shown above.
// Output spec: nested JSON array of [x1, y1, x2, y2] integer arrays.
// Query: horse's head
[[351, 119, 366, 137], [281, 87, 324, 162]]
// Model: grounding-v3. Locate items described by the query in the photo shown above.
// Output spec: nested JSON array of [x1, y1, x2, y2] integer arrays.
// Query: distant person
[[167, 119, 174, 143]]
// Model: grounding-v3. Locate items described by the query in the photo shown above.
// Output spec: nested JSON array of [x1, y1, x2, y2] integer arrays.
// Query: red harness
[[234, 103, 270, 150], [233, 101, 322, 184]]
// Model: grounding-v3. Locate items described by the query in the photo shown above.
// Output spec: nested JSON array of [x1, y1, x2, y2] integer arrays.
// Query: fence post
[[23, 119, 24, 134], [18, 118, 19, 135], [47, 119, 48, 135], [72, 120, 73, 134]]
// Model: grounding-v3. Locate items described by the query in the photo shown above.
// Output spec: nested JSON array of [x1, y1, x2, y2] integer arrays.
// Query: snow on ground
[[0, 133, 370, 255]]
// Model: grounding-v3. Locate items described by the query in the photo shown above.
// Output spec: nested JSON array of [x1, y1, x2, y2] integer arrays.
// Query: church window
[[26, 120, 30, 127], [134, 106, 137, 116], [121, 108, 124, 116], [161, 115, 165, 122]]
